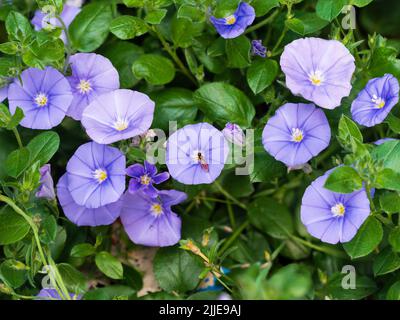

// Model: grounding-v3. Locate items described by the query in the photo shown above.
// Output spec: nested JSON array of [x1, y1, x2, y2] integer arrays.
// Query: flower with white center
[[291, 128, 304, 143], [331, 203, 346, 217], [34, 93, 48, 107], [93, 169, 108, 183]]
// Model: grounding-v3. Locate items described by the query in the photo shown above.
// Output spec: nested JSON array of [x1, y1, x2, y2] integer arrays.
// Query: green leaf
[[110, 16, 148, 40], [0, 42, 18, 55], [373, 247, 400, 276], [286, 12, 329, 36], [372, 140, 400, 174], [343, 217, 383, 259], [153, 246, 203, 292], [338, 114, 363, 148], [326, 273, 377, 300], [151, 88, 198, 131], [375, 168, 400, 192], [0, 207, 30, 245], [39, 215, 57, 245], [57, 263, 87, 294], [226, 36, 251, 68], [69, 3, 113, 52], [132, 54, 176, 85], [123, 0, 145, 7], [26, 131, 60, 166], [389, 227, 400, 253], [122, 264, 143, 291], [22, 38, 65, 69], [252, 0, 280, 17], [387, 281, 400, 300], [316, 0, 347, 21], [5, 147, 30, 178], [83, 285, 136, 300], [95, 252, 123, 280], [6, 107, 24, 130], [379, 191, 400, 213], [145, 9, 167, 24], [177, 5, 204, 22], [71, 243, 96, 258], [324, 166, 363, 193], [248, 197, 294, 239], [385, 113, 400, 134], [0, 260, 27, 289], [194, 82, 255, 128], [5, 11, 33, 42], [247, 59, 278, 94], [171, 17, 203, 48], [101, 41, 144, 88], [350, 0, 373, 7]]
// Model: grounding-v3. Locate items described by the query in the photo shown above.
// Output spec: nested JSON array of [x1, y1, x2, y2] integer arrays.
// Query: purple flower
[[126, 161, 170, 198], [166, 123, 229, 185], [66, 53, 120, 120], [36, 288, 81, 300], [66, 142, 126, 209], [7, 67, 73, 129], [351, 74, 399, 127], [81, 89, 155, 144], [222, 122, 245, 146], [57, 174, 122, 226], [251, 40, 267, 58], [301, 168, 370, 244], [36, 164, 55, 200], [32, 5, 81, 44], [120, 189, 187, 247], [374, 138, 397, 145], [262, 103, 331, 167], [210, 2, 255, 39], [280, 38, 355, 109], [0, 85, 7, 103]]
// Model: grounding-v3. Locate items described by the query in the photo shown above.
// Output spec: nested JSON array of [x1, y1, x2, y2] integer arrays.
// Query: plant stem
[[151, 26, 198, 86], [365, 183, 376, 213], [219, 221, 249, 255], [227, 202, 236, 229], [214, 180, 246, 210], [56, 16, 74, 73], [244, 9, 280, 34], [0, 195, 71, 300], [271, 25, 288, 55], [12, 128, 23, 148], [290, 235, 348, 259]]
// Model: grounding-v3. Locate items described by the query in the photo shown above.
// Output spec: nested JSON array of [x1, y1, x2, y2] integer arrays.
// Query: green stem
[[290, 235, 348, 259], [219, 221, 249, 255], [227, 202, 236, 229], [12, 128, 23, 148], [365, 183, 376, 213], [244, 9, 280, 34], [0, 195, 71, 300], [151, 26, 198, 86], [56, 16, 74, 73], [214, 180, 246, 210], [271, 25, 288, 55]]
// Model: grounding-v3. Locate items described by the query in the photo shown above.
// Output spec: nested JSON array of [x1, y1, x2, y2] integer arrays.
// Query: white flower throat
[[225, 15, 236, 25], [77, 79, 92, 94], [150, 203, 163, 216], [331, 203, 346, 217], [34, 93, 48, 107], [113, 118, 129, 131], [93, 169, 108, 183], [309, 70, 324, 86], [291, 128, 304, 143], [371, 94, 386, 109]]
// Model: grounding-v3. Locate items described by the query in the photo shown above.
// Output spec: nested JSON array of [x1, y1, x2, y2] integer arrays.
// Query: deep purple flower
[[120, 189, 187, 247], [81, 89, 155, 144], [374, 138, 397, 145], [0, 85, 7, 102], [36, 288, 81, 300], [166, 123, 229, 185], [251, 40, 267, 58], [210, 2, 255, 39], [262, 103, 331, 167], [66, 53, 120, 120], [36, 164, 55, 200], [7, 67, 73, 129], [222, 122, 245, 146], [280, 37, 355, 109], [66, 142, 126, 209], [32, 5, 81, 43], [126, 161, 170, 198], [351, 74, 399, 127], [57, 174, 122, 226], [301, 168, 370, 244]]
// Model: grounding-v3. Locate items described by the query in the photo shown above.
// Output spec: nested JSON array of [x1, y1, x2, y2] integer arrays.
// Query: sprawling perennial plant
[[0, 0, 399, 301]]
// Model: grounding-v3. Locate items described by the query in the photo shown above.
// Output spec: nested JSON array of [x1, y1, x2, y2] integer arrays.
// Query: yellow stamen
[[291, 128, 304, 143], [93, 169, 108, 183], [331, 203, 346, 217], [151, 203, 163, 216], [309, 70, 324, 86], [140, 175, 151, 185], [372, 95, 386, 109], [77, 79, 91, 94], [225, 15, 236, 25], [114, 119, 128, 131], [34, 93, 48, 107]]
